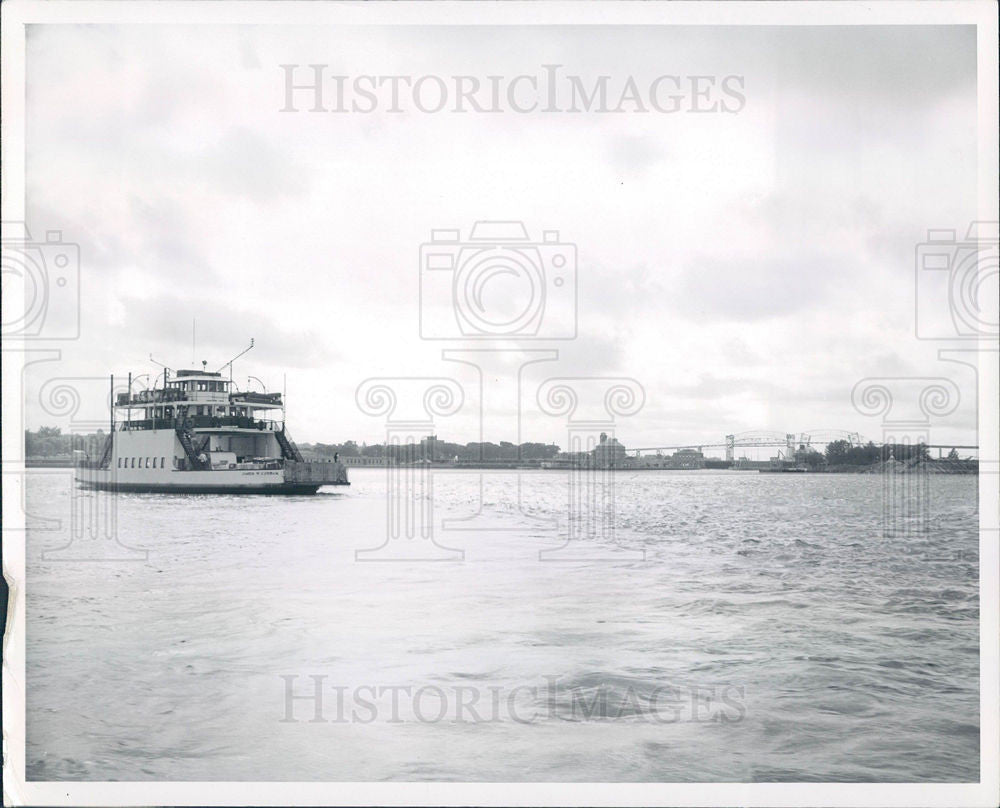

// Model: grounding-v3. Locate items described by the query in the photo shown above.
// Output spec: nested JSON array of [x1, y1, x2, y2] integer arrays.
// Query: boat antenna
[[217, 338, 255, 384]]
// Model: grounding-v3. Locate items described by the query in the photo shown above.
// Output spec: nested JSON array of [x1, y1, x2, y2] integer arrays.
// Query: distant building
[[631, 453, 667, 469], [630, 447, 705, 469], [593, 432, 626, 468], [342, 456, 387, 466], [669, 448, 705, 469], [543, 452, 588, 468]]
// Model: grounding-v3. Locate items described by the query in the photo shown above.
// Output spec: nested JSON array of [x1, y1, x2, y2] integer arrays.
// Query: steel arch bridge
[[723, 430, 796, 462], [798, 429, 864, 450], [632, 429, 868, 461]]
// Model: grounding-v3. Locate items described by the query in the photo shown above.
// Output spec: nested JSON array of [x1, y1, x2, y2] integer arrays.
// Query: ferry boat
[[75, 361, 348, 494]]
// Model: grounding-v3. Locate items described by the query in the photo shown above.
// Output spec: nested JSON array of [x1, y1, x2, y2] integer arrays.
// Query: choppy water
[[25, 468, 979, 781]]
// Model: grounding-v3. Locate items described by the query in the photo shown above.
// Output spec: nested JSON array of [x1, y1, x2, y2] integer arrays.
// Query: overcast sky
[[24, 24, 979, 450]]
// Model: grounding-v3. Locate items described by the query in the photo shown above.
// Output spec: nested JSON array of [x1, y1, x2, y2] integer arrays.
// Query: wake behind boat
[[75, 352, 348, 494]]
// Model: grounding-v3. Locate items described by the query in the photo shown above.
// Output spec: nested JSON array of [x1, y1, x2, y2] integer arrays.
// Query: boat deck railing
[[230, 391, 283, 406], [117, 389, 185, 406], [120, 416, 284, 432], [116, 390, 283, 407]]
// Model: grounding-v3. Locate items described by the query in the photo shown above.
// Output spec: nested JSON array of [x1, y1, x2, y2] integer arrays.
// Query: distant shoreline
[[318, 460, 980, 475], [25, 459, 978, 475]]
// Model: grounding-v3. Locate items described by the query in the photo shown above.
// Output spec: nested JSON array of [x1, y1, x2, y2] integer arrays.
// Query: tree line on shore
[[300, 438, 962, 466], [24, 427, 106, 457], [811, 439, 957, 467], [300, 438, 562, 462], [22, 428, 561, 463]]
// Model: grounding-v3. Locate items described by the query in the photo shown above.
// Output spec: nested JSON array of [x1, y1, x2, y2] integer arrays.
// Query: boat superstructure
[[75, 363, 348, 494]]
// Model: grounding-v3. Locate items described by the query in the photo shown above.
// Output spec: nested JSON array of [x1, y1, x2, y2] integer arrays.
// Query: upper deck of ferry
[[113, 367, 289, 434], [115, 369, 283, 412]]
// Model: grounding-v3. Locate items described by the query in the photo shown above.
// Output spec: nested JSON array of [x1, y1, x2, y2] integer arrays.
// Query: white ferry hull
[[75, 466, 335, 495]]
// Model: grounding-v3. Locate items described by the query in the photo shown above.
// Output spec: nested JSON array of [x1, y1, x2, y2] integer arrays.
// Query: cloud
[[194, 127, 308, 201], [771, 26, 976, 107], [672, 252, 849, 322], [607, 135, 664, 178], [116, 294, 339, 371], [578, 261, 667, 321], [21, 23, 980, 444]]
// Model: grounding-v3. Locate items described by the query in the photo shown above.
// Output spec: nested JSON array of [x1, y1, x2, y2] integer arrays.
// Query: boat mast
[[149, 354, 172, 429], [217, 338, 255, 387]]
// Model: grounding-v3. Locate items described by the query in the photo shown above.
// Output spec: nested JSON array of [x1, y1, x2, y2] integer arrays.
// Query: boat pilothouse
[[76, 359, 348, 494]]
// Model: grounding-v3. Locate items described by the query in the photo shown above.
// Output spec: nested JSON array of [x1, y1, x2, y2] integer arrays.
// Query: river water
[[24, 468, 979, 781]]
